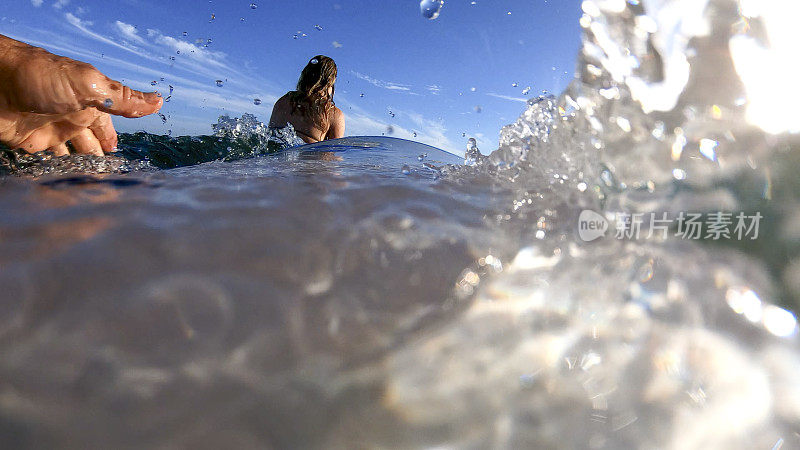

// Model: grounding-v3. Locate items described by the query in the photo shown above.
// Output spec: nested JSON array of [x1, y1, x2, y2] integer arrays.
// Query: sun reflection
[[730, 0, 800, 134], [726, 287, 798, 337]]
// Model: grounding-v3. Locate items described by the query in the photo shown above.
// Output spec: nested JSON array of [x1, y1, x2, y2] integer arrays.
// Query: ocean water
[[1, 0, 800, 448]]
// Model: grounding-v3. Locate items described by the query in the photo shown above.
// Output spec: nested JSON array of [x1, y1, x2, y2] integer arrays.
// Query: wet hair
[[290, 55, 337, 124]]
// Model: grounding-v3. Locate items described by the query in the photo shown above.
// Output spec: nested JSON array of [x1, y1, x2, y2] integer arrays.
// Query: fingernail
[[145, 93, 161, 104]]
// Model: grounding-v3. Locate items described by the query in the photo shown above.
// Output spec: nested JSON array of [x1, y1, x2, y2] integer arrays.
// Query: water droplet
[[215, 80, 224, 87], [359, 93, 364, 98], [314, 24, 323, 31], [389, 111, 395, 118], [413, 132, 418, 138], [169, 56, 176, 61], [470, 87, 477, 92], [699, 138, 718, 161], [386, 125, 394, 134], [209, 14, 216, 22], [182, 31, 188, 37], [158, 113, 167, 123], [103, 98, 114, 108], [401, 165, 412, 175], [512, 82, 518, 87], [417, 153, 426, 161], [522, 86, 531, 95], [310, 58, 319, 64], [150, 80, 158, 86], [474, 105, 482, 113], [253, 98, 262, 105], [249, 2, 257, 9], [420, 0, 444, 20], [465, 138, 481, 166]]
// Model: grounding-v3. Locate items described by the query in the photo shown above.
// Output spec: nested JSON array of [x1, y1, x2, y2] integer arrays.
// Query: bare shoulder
[[326, 105, 345, 140], [276, 92, 292, 106], [269, 92, 293, 127], [332, 106, 344, 122]]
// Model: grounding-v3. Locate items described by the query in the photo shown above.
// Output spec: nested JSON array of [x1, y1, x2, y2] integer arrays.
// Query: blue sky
[[1, 0, 582, 155]]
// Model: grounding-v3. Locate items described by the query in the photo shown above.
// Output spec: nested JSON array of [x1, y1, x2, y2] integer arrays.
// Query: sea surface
[[1, 0, 800, 448]]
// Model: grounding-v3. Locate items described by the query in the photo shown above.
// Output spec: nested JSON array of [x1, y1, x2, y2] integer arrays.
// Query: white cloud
[[64, 12, 148, 58], [31, 0, 44, 7], [426, 85, 441, 95], [332, 41, 342, 48], [114, 21, 145, 44], [340, 99, 458, 153], [351, 71, 413, 93], [52, 0, 69, 10], [146, 29, 227, 68], [486, 92, 527, 103]]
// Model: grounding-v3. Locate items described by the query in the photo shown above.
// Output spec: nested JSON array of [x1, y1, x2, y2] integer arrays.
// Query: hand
[[0, 35, 163, 156]]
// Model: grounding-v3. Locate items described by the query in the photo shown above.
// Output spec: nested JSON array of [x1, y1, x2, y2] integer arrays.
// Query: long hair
[[290, 55, 337, 125]]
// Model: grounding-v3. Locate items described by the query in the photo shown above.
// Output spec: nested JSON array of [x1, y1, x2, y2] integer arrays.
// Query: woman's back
[[268, 92, 343, 143], [268, 55, 345, 144]]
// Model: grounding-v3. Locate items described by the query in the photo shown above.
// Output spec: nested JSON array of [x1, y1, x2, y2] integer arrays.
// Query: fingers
[[88, 113, 118, 153], [47, 143, 70, 156], [69, 129, 104, 156], [85, 74, 163, 118]]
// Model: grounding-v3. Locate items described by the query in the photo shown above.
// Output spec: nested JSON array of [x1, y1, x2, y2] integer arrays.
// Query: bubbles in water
[[420, 0, 444, 20], [253, 98, 262, 106], [360, 93, 365, 98], [164, 85, 174, 103], [182, 31, 188, 37], [158, 113, 167, 124], [389, 111, 396, 118], [314, 24, 323, 31], [103, 98, 113, 108], [249, 2, 257, 9], [150, 81, 158, 86], [215, 80, 224, 87], [401, 165, 412, 175]]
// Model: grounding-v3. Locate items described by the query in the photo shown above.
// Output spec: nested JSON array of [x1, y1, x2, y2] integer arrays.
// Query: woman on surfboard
[[268, 55, 345, 144]]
